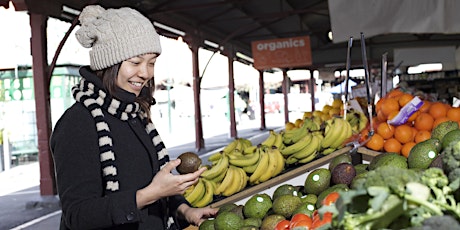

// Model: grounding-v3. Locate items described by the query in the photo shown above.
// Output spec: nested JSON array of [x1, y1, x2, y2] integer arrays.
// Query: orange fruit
[[401, 142, 416, 158], [394, 124, 414, 144], [387, 110, 399, 121], [375, 98, 385, 113], [398, 93, 414, 107], [414, 112, 434, 131], [447, 107, 460, 121], [433, 116, 450, 129], [377, 122, 395, 140], [383, 138, 402, 154], [407, 110, 420, 123], [419, 100, 432, 113], [414, 130, 431, 143], [377, 110, 387, 122], [366, 133, 385, 151], [429, 102, 448, 119], [386, 89, 404, 99], [381, 98, 400, 118]]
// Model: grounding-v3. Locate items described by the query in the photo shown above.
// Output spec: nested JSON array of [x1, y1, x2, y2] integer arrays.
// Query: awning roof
[[4, 0, 460, 71]]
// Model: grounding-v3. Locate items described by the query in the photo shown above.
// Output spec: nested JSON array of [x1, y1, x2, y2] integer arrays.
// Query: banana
[[249, 150, 270, 184], [236, 166, 248, 192], [297, 151, 318, 164], [227, 149, 244, 160], [229, 148, 260, 167], [357, 111, 369, 132], [222, 139, 238, 154], [280, 132, 313, 156], [200, 155, 229, 180], [260, 130, 277, 147], [269, 146, 285, 177], [193, 178, 214, 208], [291, 133, 322, 160], [209, 167, 227, 183], [322, 147, 337, 155], [282, 125, 308, 145], [215, 165, 235, 195], [321, 118, 344, 149], [243, 145, 257, 154], [207, 151, 223, 164], [222, 166, 242, 196], [330, 118, 353, 149], [256, 146, 278, 183], [185, 178, 205, 206], [273, 131, 283, 149], [239, 138, 253, 150]]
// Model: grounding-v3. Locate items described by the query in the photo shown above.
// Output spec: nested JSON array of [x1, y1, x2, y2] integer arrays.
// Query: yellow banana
[[291, 133, 321, 160], [280, 132, 313, 156], [222, 139, 238, 154], [249, 150, 270, 184], [358, 111, 369, 132], [209, 167, 227, 183], [257, 146, 278, 183], [222, 166, 242, 196], [261, 130, 277, 147], [321, 118, 344, 149], [185, 178, 205, 206], [215, 166, 235, 195], [282, 125, 308, 145], [236, 167, 248, 192], [322, 147, 337, 155], [193, 178, 214, 208], [273, 131, 283, 149], [239, 138, 253, 150], [270, 146, 285, 177], [200, 155, 229, 180], [330, 118, 353, 149], [229, 148, 260, 167]]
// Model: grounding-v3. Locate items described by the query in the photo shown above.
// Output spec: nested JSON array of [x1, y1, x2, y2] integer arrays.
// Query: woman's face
[[117, 53, 157, 96]]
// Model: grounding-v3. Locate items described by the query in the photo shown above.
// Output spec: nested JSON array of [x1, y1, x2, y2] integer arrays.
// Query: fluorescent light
[[204, 40, 219, 49], [153, 22, 185, 36], [62, 5, 80, 16], [407, 63, 442, 74], [236, 52, 253, 63]]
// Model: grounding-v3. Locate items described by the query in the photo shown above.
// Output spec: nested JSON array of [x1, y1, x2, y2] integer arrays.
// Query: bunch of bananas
[[320, 117, 353, 154], [345, 110, 369, 133], [282, 117, 321, 145], [247, 145, 285, 185], [281, 131, 323, 165], [184, 177, 216, 208]]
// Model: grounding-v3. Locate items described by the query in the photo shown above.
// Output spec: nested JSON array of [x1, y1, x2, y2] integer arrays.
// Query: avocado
[[369, 152, 407, 170], [441, 129, 460, 150], [331, 162, 356, 186], [329, 153, 352, 172], [431, 121, 459, 142], [408, 138, 440, 169], [304, 168, 331, 196], [176, 152, 202, 174]]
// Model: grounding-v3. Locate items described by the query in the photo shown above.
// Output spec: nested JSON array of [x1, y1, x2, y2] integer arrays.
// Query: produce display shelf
[[209, 146, 360, 208]]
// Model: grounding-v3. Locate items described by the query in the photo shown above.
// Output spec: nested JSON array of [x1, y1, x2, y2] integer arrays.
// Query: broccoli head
[[362, 165, 421, 196], [442, 140, 460, 175]]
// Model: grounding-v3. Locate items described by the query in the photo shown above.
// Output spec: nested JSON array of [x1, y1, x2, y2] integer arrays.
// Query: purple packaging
[[387, 96, 423, 126]]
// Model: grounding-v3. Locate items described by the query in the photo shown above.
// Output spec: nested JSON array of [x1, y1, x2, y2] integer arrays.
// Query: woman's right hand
[[136, 159, 206, 208]]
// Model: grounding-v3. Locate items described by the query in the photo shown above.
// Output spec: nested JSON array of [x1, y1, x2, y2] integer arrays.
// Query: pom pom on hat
[[76, 5, 162, 70]]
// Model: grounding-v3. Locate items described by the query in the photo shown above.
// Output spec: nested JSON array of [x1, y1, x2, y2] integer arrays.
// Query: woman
[[50, 5, 217, 229]]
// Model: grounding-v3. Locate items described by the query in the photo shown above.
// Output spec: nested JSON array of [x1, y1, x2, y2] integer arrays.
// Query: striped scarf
[[71, 77, 170, 193]]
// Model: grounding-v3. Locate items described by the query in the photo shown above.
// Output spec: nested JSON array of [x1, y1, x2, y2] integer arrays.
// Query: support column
[[186, 36, 205, 151], [282, 69, 289, 124], [226, 49, 237, 138], [30, 12, 56, 196], [258, 70, 266, 130], [309, 70, 316, 111]]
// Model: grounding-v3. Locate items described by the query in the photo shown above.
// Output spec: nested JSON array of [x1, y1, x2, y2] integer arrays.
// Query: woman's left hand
[[177, 203, 219, 226]]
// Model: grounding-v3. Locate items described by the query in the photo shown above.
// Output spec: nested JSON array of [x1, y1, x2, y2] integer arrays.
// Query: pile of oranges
[[362, 89, 460, 158]]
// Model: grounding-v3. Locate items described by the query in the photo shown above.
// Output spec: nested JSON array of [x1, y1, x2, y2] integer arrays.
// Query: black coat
[[50, 67, 187, 230]]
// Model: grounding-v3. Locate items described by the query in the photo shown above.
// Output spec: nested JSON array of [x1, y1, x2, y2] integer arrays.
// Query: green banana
[[298, 151, 318, 164], [222, 139, 238, 154], [322, 147, 337, 155], [193, 178, 214, 208], [243, 145, 257, 154], [291, 133, 322, 160], [207, 151, 222, 163], [280, 133, 313, 156], [229, 148, 260, 167], [200, 155, 229, 180]]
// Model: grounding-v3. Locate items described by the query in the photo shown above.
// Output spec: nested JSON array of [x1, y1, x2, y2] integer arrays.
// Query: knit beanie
[[75, 5, 162, 70]]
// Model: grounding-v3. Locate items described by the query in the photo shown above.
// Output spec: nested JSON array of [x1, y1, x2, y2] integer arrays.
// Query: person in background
[[50, 5, 217, 230]]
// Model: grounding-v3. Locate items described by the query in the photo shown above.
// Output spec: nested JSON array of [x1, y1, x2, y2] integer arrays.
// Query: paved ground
[[0, 119, 284, 230]]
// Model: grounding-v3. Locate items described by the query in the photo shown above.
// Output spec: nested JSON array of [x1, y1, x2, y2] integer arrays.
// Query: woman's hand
[[177, 203, 219, 226], [136, 159, 206, 208]]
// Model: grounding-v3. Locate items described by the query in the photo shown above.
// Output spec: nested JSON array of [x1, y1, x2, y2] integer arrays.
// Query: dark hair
[[96, 63, 154, 122]]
